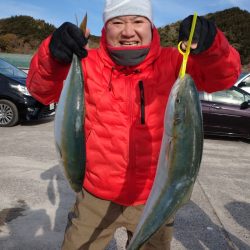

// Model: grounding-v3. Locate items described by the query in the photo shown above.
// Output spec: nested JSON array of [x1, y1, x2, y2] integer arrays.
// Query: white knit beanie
[[103, 0, 152, 23]]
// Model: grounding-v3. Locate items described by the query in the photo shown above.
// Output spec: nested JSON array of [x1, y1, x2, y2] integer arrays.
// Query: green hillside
[[0, 15, 99, 53], [0, 15, 55, 53], [158, 7, 250, 69]]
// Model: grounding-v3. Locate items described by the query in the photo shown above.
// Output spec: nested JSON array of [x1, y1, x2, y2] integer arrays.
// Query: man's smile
[[119, 41, 140, 46]]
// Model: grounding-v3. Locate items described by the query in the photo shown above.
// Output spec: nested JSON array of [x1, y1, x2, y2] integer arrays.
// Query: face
[[106, 15, 152, 47]]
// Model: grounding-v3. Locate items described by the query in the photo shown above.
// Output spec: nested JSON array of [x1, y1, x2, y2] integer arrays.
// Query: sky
[[1, 0, 250, 35]]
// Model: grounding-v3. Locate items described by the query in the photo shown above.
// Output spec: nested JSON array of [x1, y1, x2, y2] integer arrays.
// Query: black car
[[0, 58, 55, 127], [200, 86, 250, 139]]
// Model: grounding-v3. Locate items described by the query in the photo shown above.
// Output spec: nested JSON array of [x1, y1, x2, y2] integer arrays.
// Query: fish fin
[[80, 13, 87, 33]]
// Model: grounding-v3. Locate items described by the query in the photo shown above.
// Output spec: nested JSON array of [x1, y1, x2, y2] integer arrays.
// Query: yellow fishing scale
[[178, 12, 198, 78]]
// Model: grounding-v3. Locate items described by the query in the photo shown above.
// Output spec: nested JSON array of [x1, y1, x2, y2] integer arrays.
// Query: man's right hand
[[49, 22, 88, 64]]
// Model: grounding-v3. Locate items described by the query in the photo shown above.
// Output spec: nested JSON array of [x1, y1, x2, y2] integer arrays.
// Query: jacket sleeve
[[186, 29, 241, 92], [26, 36, 70, 105]]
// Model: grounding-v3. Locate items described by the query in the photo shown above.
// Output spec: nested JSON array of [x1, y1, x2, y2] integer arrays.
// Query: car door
[[0, 74, 10, 94], [200, 89, 250, 137], [199, 92, 213, 132]]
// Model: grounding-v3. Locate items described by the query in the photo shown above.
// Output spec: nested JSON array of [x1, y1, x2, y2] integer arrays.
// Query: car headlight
[[11, 84, 31, 96]]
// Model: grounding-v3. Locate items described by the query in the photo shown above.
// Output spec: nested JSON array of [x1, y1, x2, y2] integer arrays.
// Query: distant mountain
[[0, 7, 249, 70], [0, 15, 99, 53], [158, 7, 250, 69], [0, 15, 55, 53]]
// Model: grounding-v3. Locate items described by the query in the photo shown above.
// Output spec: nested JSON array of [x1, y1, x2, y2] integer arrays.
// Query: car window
[[244, 75, 250, 85], [0, 59, 27, 78], [210, 90, 245, 105]]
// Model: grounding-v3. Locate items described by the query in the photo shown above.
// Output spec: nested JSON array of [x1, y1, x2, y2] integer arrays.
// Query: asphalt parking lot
[[0, 118, 249, 250]]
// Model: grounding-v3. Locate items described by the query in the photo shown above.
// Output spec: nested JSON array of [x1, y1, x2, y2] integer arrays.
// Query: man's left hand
[[178, 15, 217, 54]]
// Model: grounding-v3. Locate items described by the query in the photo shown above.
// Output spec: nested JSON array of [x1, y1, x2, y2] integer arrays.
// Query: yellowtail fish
[[54, 14, 87, 192], [127, 74, 203, 249]]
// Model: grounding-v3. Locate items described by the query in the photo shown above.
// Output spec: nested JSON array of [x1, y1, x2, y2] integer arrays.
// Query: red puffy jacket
[[27, 27, 241, 206]]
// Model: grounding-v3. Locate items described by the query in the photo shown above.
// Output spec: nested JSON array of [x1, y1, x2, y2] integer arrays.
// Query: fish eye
[[176, 98, 181, 104]]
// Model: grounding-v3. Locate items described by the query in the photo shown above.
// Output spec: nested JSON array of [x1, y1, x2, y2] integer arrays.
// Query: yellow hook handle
[[178, 12, 198, 78]]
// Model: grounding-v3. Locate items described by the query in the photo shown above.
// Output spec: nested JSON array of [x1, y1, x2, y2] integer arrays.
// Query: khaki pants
[[62, 190, 174, 250]]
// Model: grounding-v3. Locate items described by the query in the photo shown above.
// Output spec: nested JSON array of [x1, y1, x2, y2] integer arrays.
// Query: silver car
[[234, 72, 250, 94]]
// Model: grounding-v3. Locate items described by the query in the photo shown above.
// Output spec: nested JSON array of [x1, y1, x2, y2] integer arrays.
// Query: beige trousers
[[62, 190, 174, 250]]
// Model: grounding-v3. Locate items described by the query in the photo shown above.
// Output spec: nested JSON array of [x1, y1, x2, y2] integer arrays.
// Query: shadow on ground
[[0, 164, 74, 250], [174, 201, 249, 250], [1, 166, 249, 250], [225, 201, 250, 231]]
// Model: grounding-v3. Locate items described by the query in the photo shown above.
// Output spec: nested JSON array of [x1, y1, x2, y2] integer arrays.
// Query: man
[[27, 0, 241, 249]]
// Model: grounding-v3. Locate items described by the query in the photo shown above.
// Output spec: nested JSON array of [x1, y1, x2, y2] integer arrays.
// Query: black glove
[[178, 15, 217, 54], [49, 22, 88, 64]]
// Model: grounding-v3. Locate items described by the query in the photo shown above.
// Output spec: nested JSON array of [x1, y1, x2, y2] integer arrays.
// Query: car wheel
[[0, 99, 19, 127]]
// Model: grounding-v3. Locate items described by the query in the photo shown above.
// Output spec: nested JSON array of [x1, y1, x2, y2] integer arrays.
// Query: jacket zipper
[[139, 80, 145, 124], [108, 67, 115, 92], [128, 77, 135, 195]]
